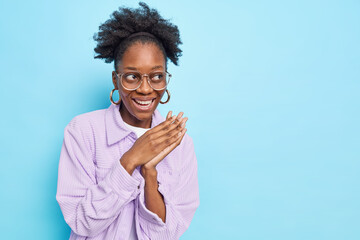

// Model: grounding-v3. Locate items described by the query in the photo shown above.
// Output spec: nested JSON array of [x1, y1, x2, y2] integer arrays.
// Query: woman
[[56, 2, 200, 240]]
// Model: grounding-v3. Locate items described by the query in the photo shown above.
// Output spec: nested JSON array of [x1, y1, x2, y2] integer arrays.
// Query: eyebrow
[[151, 65, 163, 70], [124, 65, 164, 71]]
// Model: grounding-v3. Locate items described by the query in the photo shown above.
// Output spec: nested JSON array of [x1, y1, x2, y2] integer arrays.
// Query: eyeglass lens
[[121, 72, 169, 90]]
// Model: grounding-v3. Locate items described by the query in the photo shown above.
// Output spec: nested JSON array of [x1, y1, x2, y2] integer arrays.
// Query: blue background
[[0, 0, 359, 239]]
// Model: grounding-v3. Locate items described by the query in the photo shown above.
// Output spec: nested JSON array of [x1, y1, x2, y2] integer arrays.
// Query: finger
[[143, 112, 184, 138], [175, 128, 187, 145], [159, 118, 187, 142], [171, 112, 184, 125], [146, 112, 185, 139], [151, 116, 186, 142], [166, 111, 172, 120], [180, 117, 188, 128], [163, 128, 187, 153], [175, 112, 184, 122], [146, 115, 176, 135], [170, 116, 187, 132], [149, 127, 187, 164], [166, 117, 187, 138], [158, 123, 187, 150]]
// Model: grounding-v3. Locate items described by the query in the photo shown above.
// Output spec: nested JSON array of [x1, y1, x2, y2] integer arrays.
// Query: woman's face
[[112, 42, 166, 128]]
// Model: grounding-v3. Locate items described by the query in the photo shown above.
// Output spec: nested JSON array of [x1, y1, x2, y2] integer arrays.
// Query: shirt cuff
[[138, 184, 167, 226], [104, 161, 141, 199]]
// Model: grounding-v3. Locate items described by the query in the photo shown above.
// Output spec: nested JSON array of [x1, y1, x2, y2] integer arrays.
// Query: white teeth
[[134, 99, 152, 105]]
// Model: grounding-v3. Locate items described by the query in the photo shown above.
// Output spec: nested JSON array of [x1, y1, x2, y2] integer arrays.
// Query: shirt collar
[[105, 103, 165, 145]]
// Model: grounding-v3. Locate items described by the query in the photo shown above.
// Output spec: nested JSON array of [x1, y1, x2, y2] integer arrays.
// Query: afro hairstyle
[[93, 2, 182, 69]]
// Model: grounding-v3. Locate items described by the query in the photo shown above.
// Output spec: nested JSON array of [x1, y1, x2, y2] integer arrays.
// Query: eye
[[151, 73, 164, 81], [124, 73, 139, 81]]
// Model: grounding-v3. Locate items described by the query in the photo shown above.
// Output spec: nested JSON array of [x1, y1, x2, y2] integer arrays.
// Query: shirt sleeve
[[136, 135, 200, 240], [56, 123, 140, 237]]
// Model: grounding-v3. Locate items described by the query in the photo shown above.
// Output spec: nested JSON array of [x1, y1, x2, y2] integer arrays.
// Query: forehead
[[120, 42, 165, 71]]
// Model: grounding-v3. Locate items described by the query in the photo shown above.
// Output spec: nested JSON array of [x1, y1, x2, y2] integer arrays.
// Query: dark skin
[[111, 42, 187, 223]]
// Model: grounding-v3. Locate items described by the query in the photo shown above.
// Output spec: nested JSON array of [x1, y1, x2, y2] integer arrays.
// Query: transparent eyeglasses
[[115, 71, 171, 91]]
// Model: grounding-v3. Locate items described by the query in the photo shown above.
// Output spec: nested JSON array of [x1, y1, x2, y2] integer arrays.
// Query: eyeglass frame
[[115, 70, 172, 91]]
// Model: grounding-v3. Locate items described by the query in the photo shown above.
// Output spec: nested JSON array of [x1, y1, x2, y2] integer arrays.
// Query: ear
[[112, 71, 118, 90]]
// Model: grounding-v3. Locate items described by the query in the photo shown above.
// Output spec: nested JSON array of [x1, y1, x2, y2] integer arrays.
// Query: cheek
[[119, 90, 132, 105], [119, 87, 131, 97]]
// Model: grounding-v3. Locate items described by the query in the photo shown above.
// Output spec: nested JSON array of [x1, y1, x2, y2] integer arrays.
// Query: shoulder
[[63, 108, 108, 150], [66, 108, 107, 133]]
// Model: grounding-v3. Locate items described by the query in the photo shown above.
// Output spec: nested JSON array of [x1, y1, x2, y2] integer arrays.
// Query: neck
[[119, 103, 152, 128]]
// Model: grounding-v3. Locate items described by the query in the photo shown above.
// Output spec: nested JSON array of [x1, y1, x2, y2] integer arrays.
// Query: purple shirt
[[56, 103, 200, 240]]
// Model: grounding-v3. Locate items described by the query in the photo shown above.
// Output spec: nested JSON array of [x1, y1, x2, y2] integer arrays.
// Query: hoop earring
[[160, 89, 171, 104], [110, 89, 121, 105]]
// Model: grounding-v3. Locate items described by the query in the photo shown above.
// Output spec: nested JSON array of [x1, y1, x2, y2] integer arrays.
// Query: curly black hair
[[93, 2, 182, 69]]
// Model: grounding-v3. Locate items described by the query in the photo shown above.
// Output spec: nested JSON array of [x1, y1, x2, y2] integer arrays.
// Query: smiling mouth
[[132, 98, 156, 109]]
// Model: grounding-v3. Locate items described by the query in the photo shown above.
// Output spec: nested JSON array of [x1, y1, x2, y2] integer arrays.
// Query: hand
[[142, 112, 187, 172], [120, 111, 187, 174]]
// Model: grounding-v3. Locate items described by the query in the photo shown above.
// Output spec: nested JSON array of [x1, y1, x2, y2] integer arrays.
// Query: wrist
[[141, 165, 157, 178], [120, 152, 137, 175]]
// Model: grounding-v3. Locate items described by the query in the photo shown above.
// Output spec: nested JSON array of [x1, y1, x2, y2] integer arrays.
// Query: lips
[[134, 99, 153, 105], [132, 98, 156, 111]]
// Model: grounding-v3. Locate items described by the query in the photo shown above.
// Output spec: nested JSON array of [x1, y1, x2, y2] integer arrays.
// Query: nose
[[136, 76, 153, 94]]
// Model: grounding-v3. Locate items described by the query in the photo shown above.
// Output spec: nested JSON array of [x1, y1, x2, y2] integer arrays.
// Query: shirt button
[[137, 185, 140, 189]]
